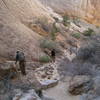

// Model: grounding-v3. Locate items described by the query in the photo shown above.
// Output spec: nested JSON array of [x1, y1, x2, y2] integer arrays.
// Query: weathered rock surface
[[13, 89, 41, 100], [40, 80, 58, 89], [0, 0, 54, 60], [68, 75, 93, 95], [40, 0, 100, 26]]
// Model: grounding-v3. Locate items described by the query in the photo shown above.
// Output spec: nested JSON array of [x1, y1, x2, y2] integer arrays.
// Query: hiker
[[15, 51, 26, 75], [51, 49, 56, 61]]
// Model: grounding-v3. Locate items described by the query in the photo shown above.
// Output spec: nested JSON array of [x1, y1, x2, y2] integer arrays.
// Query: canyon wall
[[0, 0, 53, 60], [40, 0, 100, 26], [0, 0, 100, 60]]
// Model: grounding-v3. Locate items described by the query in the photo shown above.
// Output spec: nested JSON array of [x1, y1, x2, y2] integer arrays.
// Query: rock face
[[68, 76, 93, 95], [0, 0, 53, 60], [0, 0, 100, 60], [40, 0, 100, 26]]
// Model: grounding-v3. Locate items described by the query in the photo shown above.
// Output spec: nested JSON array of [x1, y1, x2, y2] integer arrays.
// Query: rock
[[40, 0, 100, 26], [70, 22, 86, 33], [68, 75, 93, 95], [13, 89, 41, 100], [67, 39, 78, 48], [40, 80, 58, 89], [0, 61, 17, 79], [93, 76, 100, 96]]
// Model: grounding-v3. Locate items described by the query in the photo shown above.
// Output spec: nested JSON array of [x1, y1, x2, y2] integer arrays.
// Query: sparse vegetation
[[73, 17, 80, 26], [39, 55, 51, 63], [40, 38, 61, 55], [35, 17, 51, 33], [77, 44, 95, 60], [83, 28, 94, 36], [63, 15, 70, 26], [72, 33, 81, 39], [40, 39, 57, 50], [51, 23, 60, 40]]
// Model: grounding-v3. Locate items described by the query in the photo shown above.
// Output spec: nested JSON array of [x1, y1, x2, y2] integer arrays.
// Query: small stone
[[40, 80, 58, 89]]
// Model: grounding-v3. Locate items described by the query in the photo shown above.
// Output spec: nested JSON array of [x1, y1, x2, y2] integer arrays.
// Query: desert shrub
[[39, 55, 51, 63], [63, 15, 70, 26], [35, 17, 50, 32], [40, 39, 57, 50], [72, 33, 81, 39], [59, 58, 95, 77], [51, 23, 60, 40], [40, 39, 58, 50], [40, 38, 61, 55], [77, 44, 95, 60], [76, 63, 95, 76], [83, 28, 94, 36]]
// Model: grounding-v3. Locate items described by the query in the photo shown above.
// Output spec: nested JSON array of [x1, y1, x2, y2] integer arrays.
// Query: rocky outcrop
[[40, 0, 100, 26], [68, 76, 93, 95], [40, 80, 58, 89]]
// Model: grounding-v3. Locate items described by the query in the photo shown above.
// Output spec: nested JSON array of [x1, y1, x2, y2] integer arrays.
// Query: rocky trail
[[34, 48, 80, 100]]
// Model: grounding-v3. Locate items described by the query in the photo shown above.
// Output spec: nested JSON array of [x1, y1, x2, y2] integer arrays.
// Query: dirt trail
[[40, 49, 80, 100], [44, 77, 80, 100]]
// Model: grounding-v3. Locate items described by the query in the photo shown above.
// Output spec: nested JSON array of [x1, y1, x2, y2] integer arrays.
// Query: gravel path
[[44, 77, 80, 100]]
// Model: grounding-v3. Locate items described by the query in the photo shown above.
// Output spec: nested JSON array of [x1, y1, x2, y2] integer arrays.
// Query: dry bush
[[40, 38, 61, 53], [77, 44, 95, 60], [35, 17, 52, 33]]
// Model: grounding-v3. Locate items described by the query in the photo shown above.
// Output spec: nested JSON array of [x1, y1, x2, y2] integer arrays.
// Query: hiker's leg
[[19, 61, 26, 75], [22, 61, 26, 75]]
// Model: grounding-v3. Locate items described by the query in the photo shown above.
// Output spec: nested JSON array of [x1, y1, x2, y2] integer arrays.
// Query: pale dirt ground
[[44, 77, 80, 100]]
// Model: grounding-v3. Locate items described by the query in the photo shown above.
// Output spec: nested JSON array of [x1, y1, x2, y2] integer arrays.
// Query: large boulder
[[68, 75, 93, 95]]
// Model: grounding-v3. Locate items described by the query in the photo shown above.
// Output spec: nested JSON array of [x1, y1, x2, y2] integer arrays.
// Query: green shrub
[[72, 33, 81, 39], [83, 28, 94, 36], [51, 23, 59, 40], [39, 55, 51, 63], [63, 15, 70, 26], [40, 39, 57, 50]]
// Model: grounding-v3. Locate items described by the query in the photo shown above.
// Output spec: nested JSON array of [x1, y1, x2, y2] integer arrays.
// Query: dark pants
[[19, 60, 26, 75], [51, 51, 55, 61]]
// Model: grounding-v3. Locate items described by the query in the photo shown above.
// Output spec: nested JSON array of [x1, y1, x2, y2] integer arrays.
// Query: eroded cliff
[[40, 0, 100, 26]]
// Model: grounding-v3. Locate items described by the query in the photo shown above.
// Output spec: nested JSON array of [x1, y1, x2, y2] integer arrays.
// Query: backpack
[[18, 52, 25, 61]]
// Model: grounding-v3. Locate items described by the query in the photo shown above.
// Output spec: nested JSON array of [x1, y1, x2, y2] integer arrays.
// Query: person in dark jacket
[[15, 51, 26, 75], [51, 49, 56, 61]]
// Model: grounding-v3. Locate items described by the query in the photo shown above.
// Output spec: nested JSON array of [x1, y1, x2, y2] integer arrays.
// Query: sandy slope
[[0, 0, 53, 60]]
